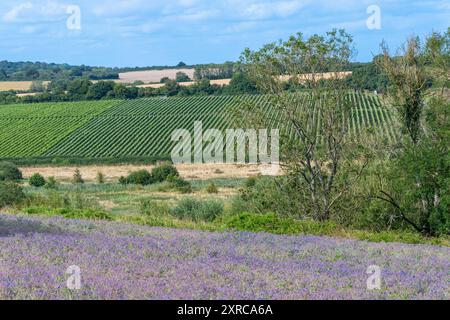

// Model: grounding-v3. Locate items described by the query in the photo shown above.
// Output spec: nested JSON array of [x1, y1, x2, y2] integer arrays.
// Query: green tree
[[373, 30, 449, 236], [175, 72, 191, 82], [86, 81, 115, 100], [67, 78, 92, 97], [239, 30, 369, 221], [29, 173, 46, 187], [225, 72, 259, 95]]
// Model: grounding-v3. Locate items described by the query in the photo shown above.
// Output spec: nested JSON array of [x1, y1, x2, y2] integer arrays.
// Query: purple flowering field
[[0, 213, 448, 300]]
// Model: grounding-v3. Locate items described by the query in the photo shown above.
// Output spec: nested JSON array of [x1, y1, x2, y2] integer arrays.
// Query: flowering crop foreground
[[0, 214, 448, 300]]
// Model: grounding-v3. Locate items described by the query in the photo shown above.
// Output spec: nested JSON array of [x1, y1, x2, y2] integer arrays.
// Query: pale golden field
[[136, 78, 231, 89], [0, 81, 50, 92], [20, 163, 280, 183], [118, 68, 196, 83], [278, 71, 352, 82]]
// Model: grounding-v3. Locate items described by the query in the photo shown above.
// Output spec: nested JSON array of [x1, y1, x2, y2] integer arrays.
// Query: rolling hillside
[[0, 93, 398, 164]]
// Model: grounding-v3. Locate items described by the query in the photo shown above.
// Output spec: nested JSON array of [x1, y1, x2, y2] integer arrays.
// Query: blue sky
[[0, 0, 448, 67]]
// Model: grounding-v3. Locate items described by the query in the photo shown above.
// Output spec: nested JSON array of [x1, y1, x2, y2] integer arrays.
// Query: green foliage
[[0, 182, 25, 207], [232, 175, 305, 218], [86, 81, 116, 100], [67, 78, 92, 97], [170, 198, 224, 222], [0, 94, 394, 161], [225, 72, 259, 95], [0, 100, 118, 158], [29, 173, 46, 187], [347, 59, 388, 92], [223, 212, 338, 235], [140, 200, 170, 216], [96, 172, 105, 184], [118, 176, 128, 185], [123, 170, 153, 185], [151, 163, 179, 182], [45, 176, 58, 189], [167, 175, 192, 193], [175, 72, 191, 82], [379, 141, 449, 236], [205, 183, 218, 194], [23, 207, 112, 220], [72, 169, 84, 184], [0, 162, 23, 181]]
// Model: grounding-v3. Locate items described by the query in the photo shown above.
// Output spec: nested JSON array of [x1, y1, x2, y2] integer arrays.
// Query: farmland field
[[0, 213, 448, 299], [0, 92, 398, 162], [0, 100, 120, 158], [118, 68, 196, 83], [0, 81, 50, 92]]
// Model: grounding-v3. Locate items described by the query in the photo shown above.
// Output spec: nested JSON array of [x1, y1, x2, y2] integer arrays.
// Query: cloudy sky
[[0, 0, 448, 67]]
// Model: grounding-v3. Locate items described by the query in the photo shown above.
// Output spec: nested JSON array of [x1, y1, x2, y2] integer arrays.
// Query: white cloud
[[235, 0, 310, 20], [3, 2, 33, 22]]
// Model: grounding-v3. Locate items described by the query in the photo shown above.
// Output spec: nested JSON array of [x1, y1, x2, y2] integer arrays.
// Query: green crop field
[[0, 93, 398, 164]]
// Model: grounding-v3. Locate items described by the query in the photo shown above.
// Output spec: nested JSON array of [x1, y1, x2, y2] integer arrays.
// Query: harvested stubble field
[[0, 81, 50, 92], [118, 68, 196, 83], [0, 213, 448, 299], [20, 163, 275, 182]]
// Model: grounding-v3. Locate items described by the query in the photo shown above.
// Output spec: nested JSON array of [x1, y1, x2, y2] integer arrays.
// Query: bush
[[0, 162, 23, 181], [118, 176, 128, 185], [223, 212, 338, 235], [23, 207, 112, 220], [167, 175, 192, 193], [72, 169, 84, 184], [29, 173, 46, 187], [232, 176, 305, 218], [206, 183, 218, 194], [96, 172, 105, 184], [124, 170, 153, 185], [45, 176, 58, 189], [170, 198, 224, 222], [152, 163, 179, 182], [140, 200, 170, 216], [0, 182, 25, 207]]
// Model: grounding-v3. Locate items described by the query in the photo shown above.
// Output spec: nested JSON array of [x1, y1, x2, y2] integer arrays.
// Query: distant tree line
[[0, 60, 194, 82], [0, 71, 260, 104]]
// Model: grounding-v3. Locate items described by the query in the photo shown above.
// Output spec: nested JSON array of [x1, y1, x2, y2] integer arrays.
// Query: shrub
[[170, 198, 224, 222], [96, 172, 105, 184], [118, 176, 128, 185], [29, 173, 46, 187], [140, 200, 170, 216], [245, 176, 257, 188], [0, 162, 23, 181], [45, 176, 58, 189], [72, 169, 84, 184], [0, 182, 25, 207], [152, 163, 179, 183], [206, 183, 218, 194], [232, 176, 305, 217], [223, 212, 338, 235], [23, 207, 112, 220], [124, 170, 153, 185], [167, 175, 192, 193]]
